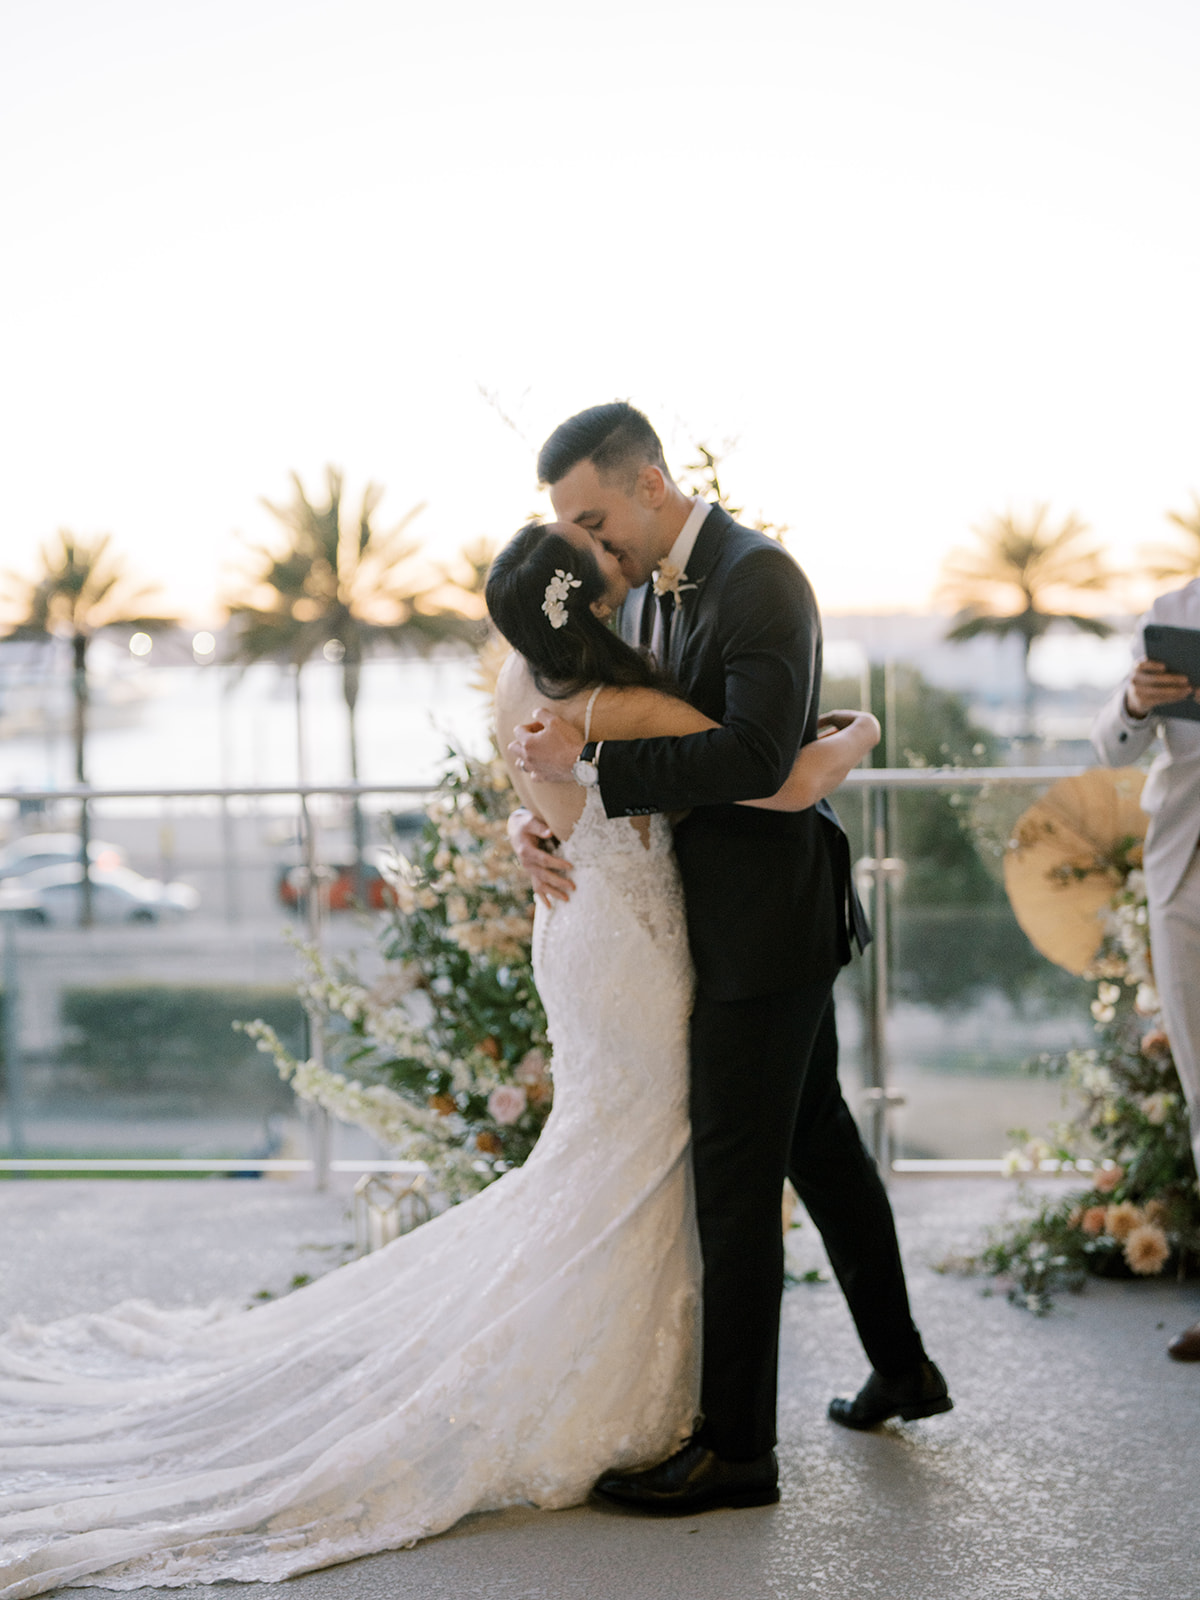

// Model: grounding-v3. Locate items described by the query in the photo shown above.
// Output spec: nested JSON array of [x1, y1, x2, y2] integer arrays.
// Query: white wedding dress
[[0, 793, 699, 1595]]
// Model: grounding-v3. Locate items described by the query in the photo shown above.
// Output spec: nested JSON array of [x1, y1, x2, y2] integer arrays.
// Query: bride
[[0, 521, 877, 1595]]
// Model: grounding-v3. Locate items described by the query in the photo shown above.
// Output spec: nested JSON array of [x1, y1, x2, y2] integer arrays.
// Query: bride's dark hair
[[486, 522, 664, 700]]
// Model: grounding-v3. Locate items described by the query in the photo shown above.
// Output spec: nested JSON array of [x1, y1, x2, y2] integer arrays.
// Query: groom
[[509, 402, 949, 1513]]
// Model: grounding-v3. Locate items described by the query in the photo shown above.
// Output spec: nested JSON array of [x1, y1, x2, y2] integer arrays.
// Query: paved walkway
[[2, 1176, 1198, 1600]]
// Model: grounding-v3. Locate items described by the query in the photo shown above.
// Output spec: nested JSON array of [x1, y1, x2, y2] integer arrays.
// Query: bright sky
[[3, 0, 1199, 623]]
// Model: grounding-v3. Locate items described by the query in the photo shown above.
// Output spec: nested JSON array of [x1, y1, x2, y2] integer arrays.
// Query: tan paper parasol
[[1003, 768, 1147, 975]]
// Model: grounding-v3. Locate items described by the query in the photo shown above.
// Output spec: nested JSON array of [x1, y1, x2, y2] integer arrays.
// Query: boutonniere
[[652, 561, 702, 599]]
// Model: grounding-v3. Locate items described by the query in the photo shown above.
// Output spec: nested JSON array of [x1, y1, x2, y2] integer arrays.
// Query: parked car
[[13, 863, 199, 925], [0, 832, 126, 881], [277, 852, 396, 913], [272, 812, 425, 913]]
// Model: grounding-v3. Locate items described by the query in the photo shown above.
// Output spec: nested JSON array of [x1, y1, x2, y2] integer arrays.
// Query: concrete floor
[[3, 1176, 1198, 1600]]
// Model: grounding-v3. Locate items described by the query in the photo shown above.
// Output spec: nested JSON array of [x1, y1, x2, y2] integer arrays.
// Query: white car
[[13, 863, 200, 925], [0, 833, 126, 881]]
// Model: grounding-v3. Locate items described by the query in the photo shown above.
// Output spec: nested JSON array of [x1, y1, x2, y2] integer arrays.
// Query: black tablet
[[1143, 623, 1200, 721]]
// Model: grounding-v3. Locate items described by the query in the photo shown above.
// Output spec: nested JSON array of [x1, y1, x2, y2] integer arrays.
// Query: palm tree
[[225, 468, 478, 897], [938, 507, 1115, 741], [1, 531, 177, 924], [1142, 493, 1200, 586]]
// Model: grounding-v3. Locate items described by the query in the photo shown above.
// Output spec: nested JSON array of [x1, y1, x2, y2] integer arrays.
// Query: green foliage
[[961, 873, 1200, 1311], [59, 985, 304, 1109], [972, 1192, 1089, 1314], [823, 664, 1086, 1012], [373, 744, 551, 1173], [244, 743, 551, 1201], [823, 663, 999, 903], [890, 905, 1091, 1014]]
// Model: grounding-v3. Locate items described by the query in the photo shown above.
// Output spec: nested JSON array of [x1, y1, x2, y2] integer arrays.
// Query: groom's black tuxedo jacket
[[600, 504, 867, 1002]]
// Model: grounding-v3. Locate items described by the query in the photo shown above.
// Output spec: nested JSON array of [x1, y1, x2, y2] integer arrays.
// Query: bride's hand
[[817, 709, 880, 747], [507, 806, 576, 907]]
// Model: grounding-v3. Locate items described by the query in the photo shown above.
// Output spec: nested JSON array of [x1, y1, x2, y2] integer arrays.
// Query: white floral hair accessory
[[542, 568, 582, 629], [652, 560, 701, 599]]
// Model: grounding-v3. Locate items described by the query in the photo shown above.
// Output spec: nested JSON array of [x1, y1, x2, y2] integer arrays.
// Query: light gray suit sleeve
[[1091, 685, 1157, 766], [1090, 607, 1156, 766]]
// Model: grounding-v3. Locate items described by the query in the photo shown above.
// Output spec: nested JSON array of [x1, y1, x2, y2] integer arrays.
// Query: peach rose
[[1081, 1206, 1107, 1237], [1140, 1029, 1172, 1060], [1124, 1223, 1170, 1276], [475, 1131, 503, 1155], [1104, 1201, 1143, 1242], [428, 1093, 457, 1117], [514, 1048, 549, 1086], [1093, 1165, 1124, 1194], [487, 1084, 528, 1126]]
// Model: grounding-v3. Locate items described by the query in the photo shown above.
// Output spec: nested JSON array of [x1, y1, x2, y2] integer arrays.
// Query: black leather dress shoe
[[828, 1359, 953, 1430], [593, 1439, 779, 1515], [1167, 1319, 1200, 1361]]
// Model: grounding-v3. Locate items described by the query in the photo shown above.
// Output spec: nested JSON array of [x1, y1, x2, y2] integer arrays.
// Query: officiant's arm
[[593, 547, 820, 814], [1091, 599, 1195, 765]]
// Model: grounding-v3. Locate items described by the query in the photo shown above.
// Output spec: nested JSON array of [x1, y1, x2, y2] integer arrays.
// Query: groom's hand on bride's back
[[507, 806, 576, 907], [509, 710, 585, 786]]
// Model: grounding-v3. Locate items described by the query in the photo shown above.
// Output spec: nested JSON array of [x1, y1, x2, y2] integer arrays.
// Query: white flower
[[1076, 1057, 1117, 1097], [652, 560, 700, 598], [542, 568, 581, 629], [1140, 1091, 1177, 1125], [1023, 1137, 1052, 1169], [1135, 983, 1160, 1016]]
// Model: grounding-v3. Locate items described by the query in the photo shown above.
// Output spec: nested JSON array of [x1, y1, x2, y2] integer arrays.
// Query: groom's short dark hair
[[537, 401, 667, 490]]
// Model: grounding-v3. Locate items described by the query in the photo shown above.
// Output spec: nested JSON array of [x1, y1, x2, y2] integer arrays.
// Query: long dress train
[[0, 794, 698, 1593]]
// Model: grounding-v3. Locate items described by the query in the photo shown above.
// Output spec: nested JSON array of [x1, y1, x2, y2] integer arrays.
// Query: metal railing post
[[1, 912, 27, 1167], [857, 786, 906, 1173], [300, 793, 331, 1192], [294, 665, 331, 1193]]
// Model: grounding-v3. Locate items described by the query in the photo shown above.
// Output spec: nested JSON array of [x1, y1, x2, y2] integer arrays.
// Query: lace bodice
[[0, 785, 699, 1593], [561, 786, 673, 863]]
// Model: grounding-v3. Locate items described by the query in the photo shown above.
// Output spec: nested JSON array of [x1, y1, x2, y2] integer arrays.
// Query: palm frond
[[939, 506, 1115, 636], [1142, 495, 1200, 584], [1, 530, 175, 641], [225, 469, 470, 673]]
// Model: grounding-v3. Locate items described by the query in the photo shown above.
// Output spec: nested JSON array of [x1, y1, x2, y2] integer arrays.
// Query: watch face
[[572, 759, 599, 787]]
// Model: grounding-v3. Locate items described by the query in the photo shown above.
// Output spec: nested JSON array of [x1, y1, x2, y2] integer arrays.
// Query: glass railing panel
[[0, 789, 424, 1168], [1, 770, 1110, 1173]]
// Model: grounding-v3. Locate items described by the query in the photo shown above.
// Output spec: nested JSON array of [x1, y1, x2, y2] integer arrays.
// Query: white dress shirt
[[650, 498, 712, 661]]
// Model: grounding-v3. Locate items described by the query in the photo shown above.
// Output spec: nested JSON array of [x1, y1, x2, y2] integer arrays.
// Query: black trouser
[[689, 982, 925, 1461]]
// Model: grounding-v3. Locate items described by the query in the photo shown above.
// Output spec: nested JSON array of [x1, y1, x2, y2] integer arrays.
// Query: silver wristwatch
[[573, 740, 602, 787]]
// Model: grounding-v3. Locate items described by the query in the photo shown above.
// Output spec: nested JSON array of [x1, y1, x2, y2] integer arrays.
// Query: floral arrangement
[[973, 860, 1200, 1312], [244, 739, 553, 1202]]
